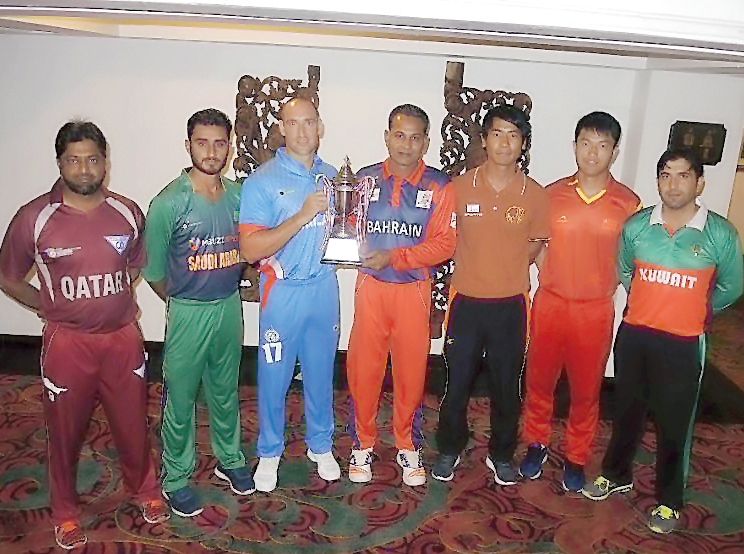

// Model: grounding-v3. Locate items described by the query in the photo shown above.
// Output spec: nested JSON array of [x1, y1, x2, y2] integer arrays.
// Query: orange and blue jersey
[[357, 159, 455, 283], [620, 202, 743, 337]]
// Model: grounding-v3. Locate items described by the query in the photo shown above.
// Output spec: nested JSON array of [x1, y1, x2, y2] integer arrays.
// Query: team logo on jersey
[[181, 220, 201, 230], [265, 327, 280, 343], [43, 246, 80, 259], [43, 377, 68, 402], [133, 362, 146, 379], [415, 190, 433, 209], [104, 235, 130, 254], [505, 206, 526, 224], [692, 244, 701, 256], [450, 212, 457, 229], [370, 188, 380, 202]]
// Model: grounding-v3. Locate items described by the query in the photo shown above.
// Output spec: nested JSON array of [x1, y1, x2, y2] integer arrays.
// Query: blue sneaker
[[562, 461, 585, 492], [214, 464, 256, 495], [519, 443, 548, 480], [162, 486, 203, 517]]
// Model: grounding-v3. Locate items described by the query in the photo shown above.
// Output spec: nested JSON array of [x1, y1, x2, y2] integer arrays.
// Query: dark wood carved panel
[[235, 65, 321, 302], [431, 61, 533, 338], [234, 65, 321, 180]]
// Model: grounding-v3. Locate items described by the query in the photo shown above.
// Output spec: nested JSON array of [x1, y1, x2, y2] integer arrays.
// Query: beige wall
[[729, 170, 744, 246]]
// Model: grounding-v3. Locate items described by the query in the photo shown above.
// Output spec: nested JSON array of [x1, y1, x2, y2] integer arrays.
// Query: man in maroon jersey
[[0, 121, 169, 550]]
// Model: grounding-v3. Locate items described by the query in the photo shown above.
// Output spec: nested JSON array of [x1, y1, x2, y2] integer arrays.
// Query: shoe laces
[[594, 475, 611, 492], [398, 450, 421, 468], [652, 505, 679, 520], [351, 448, 372, 465]]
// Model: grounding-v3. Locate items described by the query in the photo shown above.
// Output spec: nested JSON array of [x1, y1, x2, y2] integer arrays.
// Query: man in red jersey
[[520, 112, 640, 492], [0, 121, 168, 550]]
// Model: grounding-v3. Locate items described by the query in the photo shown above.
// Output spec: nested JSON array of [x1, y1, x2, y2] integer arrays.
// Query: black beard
[[191, 156, 227, 176], [63, 176, 104, 196]]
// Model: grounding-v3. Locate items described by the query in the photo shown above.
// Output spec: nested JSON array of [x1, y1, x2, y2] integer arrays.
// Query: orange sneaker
[[141, 498, 171, 524], [54, 520, 87, 550]]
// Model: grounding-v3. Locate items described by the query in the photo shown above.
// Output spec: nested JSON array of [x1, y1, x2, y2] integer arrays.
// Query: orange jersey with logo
[[539, 175, 640, 300]]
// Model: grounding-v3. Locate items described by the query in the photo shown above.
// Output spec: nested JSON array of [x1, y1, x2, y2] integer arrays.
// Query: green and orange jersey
[[619, 202, 743, 337], [539, 174, 641, 300]]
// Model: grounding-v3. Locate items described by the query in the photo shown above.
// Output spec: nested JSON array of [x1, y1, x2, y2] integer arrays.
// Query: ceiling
[[2, 1, 744, 72]]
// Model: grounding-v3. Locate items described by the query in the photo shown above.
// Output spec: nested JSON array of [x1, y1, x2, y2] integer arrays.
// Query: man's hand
[[361, 249, 392, 271], [297, 192, 328, 225]]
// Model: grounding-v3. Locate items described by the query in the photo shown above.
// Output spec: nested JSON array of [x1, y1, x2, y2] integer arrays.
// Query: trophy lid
[[333, 156, 358, 189]]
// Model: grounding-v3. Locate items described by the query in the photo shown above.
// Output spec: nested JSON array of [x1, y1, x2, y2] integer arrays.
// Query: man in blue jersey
[[239, 96, 341, 492]]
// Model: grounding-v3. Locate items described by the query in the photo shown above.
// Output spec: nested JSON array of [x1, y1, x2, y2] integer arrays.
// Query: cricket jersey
[[620, 202, 743, 337], [0, 179, 145, 332], [142, 170, 243, 301], [540, 175, 641, 300], [357, 159, 455, 284]]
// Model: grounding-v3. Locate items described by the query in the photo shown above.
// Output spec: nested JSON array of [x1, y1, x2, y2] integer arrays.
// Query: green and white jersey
[[143, 170, 243, 301]]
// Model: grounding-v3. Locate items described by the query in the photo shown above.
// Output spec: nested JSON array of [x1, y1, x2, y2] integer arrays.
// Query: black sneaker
[[581, 474, 633, 501], [561, 461, 585, 492], [214, 464, 256, 495], [485, 456, 518, 485], [432, 454, 460, 481], [162, 486, 203, 517], [519, 443, 548, 479]]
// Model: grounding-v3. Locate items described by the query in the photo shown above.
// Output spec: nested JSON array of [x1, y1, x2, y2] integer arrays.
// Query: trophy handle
[[356, 176, 376, 243], [315, 173, 334, 252]]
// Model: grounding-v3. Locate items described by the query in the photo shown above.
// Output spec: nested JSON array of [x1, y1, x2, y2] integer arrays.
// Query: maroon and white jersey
[[0, 179, 146, 332]]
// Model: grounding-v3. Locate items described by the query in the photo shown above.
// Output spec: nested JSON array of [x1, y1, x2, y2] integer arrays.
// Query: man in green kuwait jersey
[[143, 109, 253, 517]]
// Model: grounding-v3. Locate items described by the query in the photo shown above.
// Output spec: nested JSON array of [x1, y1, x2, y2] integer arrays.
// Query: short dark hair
[[575, 111, 621, 146], [388, 104, 430, 135], [187, 109, 232, 140], [481, 104, 532, 173], [656, 147, 704, 180], [55, 121, 107, 160]]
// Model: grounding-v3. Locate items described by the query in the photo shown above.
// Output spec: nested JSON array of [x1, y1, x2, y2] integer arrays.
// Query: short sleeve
[[0, 206, 37, 281], [239, 175, 273, 228], [142, 194, 175, 283], [529, 183, 551, 241]]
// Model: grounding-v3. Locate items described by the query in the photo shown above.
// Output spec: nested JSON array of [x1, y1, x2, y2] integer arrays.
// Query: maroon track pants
[[41, 321, 159, 524]]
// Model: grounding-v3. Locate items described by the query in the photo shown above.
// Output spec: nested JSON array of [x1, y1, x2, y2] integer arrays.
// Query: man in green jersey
[[583, 147, 743, 533], [143, 109, 253, 517]]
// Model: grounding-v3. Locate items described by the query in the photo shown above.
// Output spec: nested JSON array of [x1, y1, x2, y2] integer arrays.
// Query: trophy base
[[321, 237, 361, 266]]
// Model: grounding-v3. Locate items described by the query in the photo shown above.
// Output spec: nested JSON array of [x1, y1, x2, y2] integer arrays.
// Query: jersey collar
[[382, 158, 425, 186], [650, 198, 708, 231], [568, 173, 613, 204]]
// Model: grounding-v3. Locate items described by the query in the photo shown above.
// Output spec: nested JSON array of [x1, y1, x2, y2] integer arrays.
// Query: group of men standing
[[0, 97, 741, 549]]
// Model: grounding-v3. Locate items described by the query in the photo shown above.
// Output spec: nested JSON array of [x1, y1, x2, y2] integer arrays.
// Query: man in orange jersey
[[433, 104, 549, 484], [520, 112, 640, 492], [346, 104, 456, 487], [583, 148, 742, 534]]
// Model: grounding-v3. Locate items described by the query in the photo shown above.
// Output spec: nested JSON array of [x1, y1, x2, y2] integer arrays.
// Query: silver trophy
[[317, 157, 375, 265]]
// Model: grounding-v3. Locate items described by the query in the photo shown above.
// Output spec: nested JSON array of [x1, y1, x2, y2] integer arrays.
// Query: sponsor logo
[[189, 235, 228, 252], [637, 267, 698, 289], [366, 219, 423, 238], [60, 272, 126, 301], [43, 246, 80, 259], [450, 212, 457, 229], [133, 363, 146, 379], [181, 221, 201, 230], [104, 235, 130, 255], [557, 215, 568, 223]]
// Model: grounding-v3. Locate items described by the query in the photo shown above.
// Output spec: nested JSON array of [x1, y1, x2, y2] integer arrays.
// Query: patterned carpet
[[1, 372, 744, 554]]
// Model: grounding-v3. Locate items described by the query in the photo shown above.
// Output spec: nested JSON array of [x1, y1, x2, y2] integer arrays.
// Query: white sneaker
[[348, 448, 373, 483], [254, 456, 281, 492], [307, 449, 341, 481], [397, 449, 426, 486]]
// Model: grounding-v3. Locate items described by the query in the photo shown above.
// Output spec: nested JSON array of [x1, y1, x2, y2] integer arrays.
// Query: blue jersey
[[239, 148, 336, 283], [357, 161, 451, 284]]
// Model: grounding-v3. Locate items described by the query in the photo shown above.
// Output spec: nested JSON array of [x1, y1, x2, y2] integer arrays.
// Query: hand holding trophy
[[317, 156, 375, 265]]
